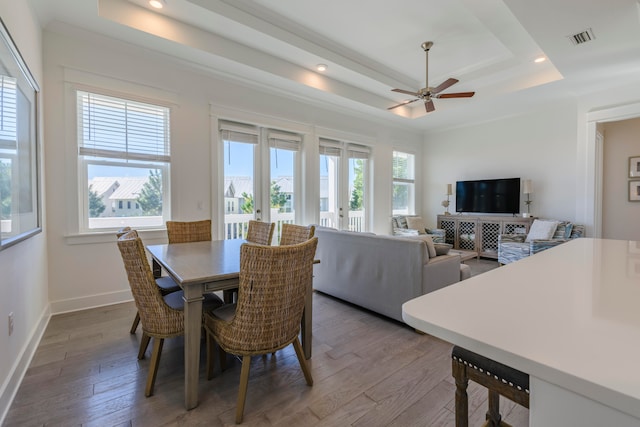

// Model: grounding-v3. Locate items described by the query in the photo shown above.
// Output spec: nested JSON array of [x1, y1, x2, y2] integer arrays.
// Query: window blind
[[268, 130, 301, 152], [219, 120, 259, 144], [318, 138, 342, 156], [0, 75, 17, 145], [393, 151, 414, 180], [347, 143, 370, 159], [77, 91, 170, 162]]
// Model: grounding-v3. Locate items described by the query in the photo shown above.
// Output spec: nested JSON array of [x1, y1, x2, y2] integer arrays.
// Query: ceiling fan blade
[[425, 99, 435, 113], [387, 98, 420, 110], [431, 78, 459, 94], [392, 88, 421, 97], [435, 92, 475, 99]]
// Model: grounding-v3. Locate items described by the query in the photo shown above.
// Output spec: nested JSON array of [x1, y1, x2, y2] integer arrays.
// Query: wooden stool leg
[[486, 390, 502, 426], [452, 358, 469, 427]]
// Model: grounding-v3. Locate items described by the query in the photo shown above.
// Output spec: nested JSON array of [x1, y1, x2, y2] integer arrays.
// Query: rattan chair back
[[279, 224, 315, 245], [116, 226, 132, 238], [166, 219, 212, 243], [212, 237, 317, 355], [246, 220, 275, 245], [117, 230, 183, 338]]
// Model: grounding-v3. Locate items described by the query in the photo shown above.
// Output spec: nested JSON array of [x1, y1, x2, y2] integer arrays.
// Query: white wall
[[42, 25, 424, 313], [602, 118, 640, 240], [420, 101, 578, 229], [0, 0, 49, 422]]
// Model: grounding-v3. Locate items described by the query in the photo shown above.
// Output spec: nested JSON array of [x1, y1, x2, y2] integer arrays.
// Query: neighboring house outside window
[[77, 91, 171, 231]]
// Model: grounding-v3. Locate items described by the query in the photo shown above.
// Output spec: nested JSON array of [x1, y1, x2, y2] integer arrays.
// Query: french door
[[220, 121, 300, 242], [319, 138, 369, 232]]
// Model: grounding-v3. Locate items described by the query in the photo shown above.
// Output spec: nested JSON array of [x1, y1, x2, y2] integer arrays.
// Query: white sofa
[[312, 227, 461, 322]]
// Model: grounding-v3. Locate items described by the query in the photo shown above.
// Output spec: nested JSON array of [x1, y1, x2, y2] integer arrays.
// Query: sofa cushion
[[406, 216, 427, 234], [526, 220, 559, 242], [434, 243, 452, 256]]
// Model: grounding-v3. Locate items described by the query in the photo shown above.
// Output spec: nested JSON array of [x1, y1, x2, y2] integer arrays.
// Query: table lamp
[[523, 179, 532, 217]]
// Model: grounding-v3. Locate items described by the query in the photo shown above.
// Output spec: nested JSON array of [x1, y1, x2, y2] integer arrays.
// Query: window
[[77, 91, 170, 231], [0, 20, 40, 250], [392, 151, 415, 215]]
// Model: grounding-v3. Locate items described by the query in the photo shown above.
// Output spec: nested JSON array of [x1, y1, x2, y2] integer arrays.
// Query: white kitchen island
[[403, 238, 640, 427]]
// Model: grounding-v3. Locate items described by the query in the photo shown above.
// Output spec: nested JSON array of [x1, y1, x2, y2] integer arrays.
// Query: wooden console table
[[437, 214, 534, 259]]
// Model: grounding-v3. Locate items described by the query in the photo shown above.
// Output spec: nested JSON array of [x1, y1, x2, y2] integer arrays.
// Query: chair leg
[[130, 312, 140, 334], [292, 337, 313, 386], [138, 333, 151, 360], [236, 356, 251, 424], [452, 357, 469, 427], [219, 345, 227, 371], [206, 330, 215, 380], [145, 338, 164, 397]]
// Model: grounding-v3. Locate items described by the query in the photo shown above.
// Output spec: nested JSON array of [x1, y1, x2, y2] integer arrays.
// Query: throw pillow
[[415, 234, 437, 258], [405, 216, 427, 234], [564, 223, 574, 239], [525, 219, 559, 242], [434, 243, 452, 256]]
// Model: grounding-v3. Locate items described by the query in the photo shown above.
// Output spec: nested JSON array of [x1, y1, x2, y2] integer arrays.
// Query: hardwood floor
[[4, 285, 528, 426]]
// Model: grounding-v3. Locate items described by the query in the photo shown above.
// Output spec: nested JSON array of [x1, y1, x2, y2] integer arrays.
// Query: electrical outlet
[[8, 312, 14, 336]]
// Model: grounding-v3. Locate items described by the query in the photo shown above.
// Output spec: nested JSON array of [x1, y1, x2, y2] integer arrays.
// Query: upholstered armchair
[[392, 215, 446, 243], [498, 220, 585, 265]]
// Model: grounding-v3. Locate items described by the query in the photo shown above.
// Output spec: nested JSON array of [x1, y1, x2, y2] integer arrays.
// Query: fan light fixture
[[149, 0, 165, 9], [316, 64, 327, 72], [388, 41, 475, 113]]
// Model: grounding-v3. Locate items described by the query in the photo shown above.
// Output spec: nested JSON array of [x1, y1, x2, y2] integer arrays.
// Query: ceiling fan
[[388, 41, 475, 113]]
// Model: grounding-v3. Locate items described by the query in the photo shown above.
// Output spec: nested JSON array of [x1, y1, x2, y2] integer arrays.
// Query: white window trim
[[392, 150, 416, 216], [63, 69, 177, 243]]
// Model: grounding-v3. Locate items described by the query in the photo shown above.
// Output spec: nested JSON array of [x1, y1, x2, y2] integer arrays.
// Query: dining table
[[146, 238, 313, 410]]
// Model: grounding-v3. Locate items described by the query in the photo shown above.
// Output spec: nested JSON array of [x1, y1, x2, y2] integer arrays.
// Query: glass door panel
[[223, 139, 256, 239]]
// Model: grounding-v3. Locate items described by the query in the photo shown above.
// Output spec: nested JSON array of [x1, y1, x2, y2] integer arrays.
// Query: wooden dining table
[[146, 239, 313, 410]]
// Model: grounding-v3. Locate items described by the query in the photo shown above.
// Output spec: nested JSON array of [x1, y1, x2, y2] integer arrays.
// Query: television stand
[[437, 214, 535, 259]]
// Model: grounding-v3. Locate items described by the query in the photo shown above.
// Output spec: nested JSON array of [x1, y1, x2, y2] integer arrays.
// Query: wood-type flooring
[[5, 259, 528, 426]]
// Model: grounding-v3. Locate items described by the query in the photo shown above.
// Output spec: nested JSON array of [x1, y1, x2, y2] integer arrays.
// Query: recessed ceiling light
[[149, 0, 164, 9], [316, 64, 327, 72], [534, 56, 546, 63]]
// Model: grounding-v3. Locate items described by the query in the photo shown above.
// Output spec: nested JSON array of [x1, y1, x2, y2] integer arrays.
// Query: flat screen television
[[455, 178, 520, 214]]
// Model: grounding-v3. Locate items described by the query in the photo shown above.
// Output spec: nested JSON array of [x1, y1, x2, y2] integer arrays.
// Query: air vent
[[567, 28, 595, 45]]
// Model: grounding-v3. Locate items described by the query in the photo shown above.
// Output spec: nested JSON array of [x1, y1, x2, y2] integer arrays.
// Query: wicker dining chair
[[279, 224, 315, 245], [246, 220, 275, 245], [117, 227, 181, 334], [166, 219, 212, 243], [117, 230, 223, 397], [204, 237, 318, 423]]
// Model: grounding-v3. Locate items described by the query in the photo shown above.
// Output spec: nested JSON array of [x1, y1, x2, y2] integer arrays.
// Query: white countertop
[[402, 238, 640, 420]]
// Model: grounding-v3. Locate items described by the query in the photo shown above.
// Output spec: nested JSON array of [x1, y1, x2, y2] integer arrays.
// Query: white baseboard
[[49, 289, 133, 315], [0, 304, 51, 426]]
